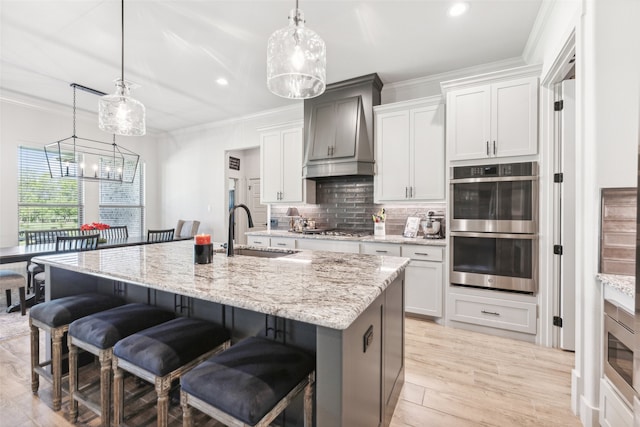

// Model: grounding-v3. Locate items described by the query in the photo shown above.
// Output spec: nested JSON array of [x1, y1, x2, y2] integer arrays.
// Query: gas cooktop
[[294, 229, 374, 237]]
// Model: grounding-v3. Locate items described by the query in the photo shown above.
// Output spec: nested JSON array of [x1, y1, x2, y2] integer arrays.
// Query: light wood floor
[[0, 298, 581, 426]]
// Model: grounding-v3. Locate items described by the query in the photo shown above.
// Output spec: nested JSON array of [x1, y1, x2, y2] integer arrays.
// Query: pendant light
[[46, 83, 140, 183], [98, 0, 146, 136], [267, 0, 326, 99]]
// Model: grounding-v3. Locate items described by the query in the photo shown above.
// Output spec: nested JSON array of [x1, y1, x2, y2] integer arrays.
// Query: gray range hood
[[303, 73, 383, 179]]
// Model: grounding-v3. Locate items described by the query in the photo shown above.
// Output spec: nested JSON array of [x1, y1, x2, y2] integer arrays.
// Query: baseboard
[[581, 394, 601, 427], [572, 368, 581, 415]]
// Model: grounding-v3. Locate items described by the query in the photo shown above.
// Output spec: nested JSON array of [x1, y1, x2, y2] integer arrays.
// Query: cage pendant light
[[267, 0, 326, 99], [98, 0, 146, 136], [46, 83, 140, 184]]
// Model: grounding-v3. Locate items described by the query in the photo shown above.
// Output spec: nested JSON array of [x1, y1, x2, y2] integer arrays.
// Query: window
[[99, 161, 145, 237], [18, 146, 83, 241]]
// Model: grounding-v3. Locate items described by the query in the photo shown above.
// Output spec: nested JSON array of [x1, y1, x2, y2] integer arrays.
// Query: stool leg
[[68, 338, 78, 423], [27, 270, 32, 292], [5, 289, 11, 307], [180, 391, 193, 427], [303, 379, 313, 427], [19, 287, 25, 316], [156, 377, 171, 427], [51, 328, 64, 411], [99, 353, 112, 427], [113, 364, 124, 427], [30, 321, 39, 394]]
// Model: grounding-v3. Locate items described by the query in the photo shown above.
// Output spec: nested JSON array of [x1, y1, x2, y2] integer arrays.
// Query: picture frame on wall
[[403, 216, 421, 238]]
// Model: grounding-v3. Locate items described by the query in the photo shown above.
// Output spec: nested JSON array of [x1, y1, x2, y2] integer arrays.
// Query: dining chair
[[147, 228, 175, 243], [175, 220, 201, 238], [33, 234, 101, 302], [95, 225, 128, 240], [25, 228, 82, 292]]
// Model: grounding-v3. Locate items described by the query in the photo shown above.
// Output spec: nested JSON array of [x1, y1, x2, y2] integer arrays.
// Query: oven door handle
[[450, 176, 538, 184], [450, 231, 538, 239]]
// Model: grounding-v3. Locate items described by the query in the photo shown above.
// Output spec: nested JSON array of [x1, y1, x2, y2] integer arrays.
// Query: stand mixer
[[421, 211, 444, 239]]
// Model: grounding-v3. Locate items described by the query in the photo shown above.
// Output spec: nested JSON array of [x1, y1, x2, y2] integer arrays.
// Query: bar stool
[[0, 270, 26, 315], [67, 303, 175, 426], [180, 336, 315, 427], [29, 293, 125, 411], [112, 316, 231, 427]]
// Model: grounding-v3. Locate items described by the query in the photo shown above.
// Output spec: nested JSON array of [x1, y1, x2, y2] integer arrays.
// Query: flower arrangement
[[81, 222, 110, 243], [81, 222, 111, 231]]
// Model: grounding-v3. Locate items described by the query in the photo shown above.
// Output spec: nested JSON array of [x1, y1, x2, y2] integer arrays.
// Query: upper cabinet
[[260, 122, 314, 204], [442, 66, 540, 161], [374, 97, 445, 202]]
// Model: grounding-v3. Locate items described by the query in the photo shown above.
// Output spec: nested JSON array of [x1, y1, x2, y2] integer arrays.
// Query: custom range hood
[[303, 73, 382, 178]]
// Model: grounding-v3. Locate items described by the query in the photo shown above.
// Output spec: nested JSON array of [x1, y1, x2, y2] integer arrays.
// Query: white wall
[[0, 91, 163, 245], [158, 106, 301, 242], [526, 0, 640, 425]]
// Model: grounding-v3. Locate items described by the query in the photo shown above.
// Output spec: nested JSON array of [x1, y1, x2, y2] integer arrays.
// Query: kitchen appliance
[[421, 211, 444, 239], [450, 162, 538, 234], [450, 161, 538, 293], [604, 299, 635, 406]]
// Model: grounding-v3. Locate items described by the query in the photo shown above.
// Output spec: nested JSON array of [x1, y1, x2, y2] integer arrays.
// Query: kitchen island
[[33, 240, 410, 427]]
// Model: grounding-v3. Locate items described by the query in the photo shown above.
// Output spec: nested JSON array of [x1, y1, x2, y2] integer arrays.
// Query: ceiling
[[0, 0, 542, 133]]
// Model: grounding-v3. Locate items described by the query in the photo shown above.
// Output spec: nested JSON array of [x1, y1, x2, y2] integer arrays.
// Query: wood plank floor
[[0, 298, 581, 426]]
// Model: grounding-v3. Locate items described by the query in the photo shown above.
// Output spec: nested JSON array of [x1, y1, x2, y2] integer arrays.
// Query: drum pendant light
[[98, 0, 146, 136], [267, 0, 326, 99]]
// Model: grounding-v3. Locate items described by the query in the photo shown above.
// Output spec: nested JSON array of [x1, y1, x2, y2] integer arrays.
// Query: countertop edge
[[246, 230, 447, 246], [597, 273, 634, 298]]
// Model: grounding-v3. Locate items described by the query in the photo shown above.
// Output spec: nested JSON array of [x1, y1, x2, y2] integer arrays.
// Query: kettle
[[421, 211, 443, 239]]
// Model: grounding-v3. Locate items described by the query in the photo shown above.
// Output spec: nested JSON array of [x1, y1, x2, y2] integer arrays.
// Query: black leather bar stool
[[29, 293, 124, 411], [180, 336, 315, 427], [67, 303, 175, 426], [112, 316, 231, 427]]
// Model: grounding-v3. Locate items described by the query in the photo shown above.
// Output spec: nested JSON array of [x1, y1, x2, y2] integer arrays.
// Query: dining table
[[0, 236, 192, 311]]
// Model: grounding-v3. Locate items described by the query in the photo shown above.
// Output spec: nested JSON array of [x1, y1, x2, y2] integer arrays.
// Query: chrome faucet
[[227, 204, 254, 256]]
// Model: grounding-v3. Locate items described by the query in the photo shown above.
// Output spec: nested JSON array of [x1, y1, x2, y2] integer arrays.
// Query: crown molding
[[522, 0, 555, 64], [440, 64, 543, 93]]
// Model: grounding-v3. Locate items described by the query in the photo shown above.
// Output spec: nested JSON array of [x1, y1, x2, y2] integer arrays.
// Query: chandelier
[[45, 83, 140, 183], [267, 0, 326, 99], [98, 0, 146, 136]]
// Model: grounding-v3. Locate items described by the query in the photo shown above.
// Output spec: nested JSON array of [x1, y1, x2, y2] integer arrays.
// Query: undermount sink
[[232, 248, 297, 258]]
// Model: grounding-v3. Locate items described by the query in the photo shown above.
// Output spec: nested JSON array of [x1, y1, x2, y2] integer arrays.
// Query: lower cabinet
[[447, 291, 537, 334], [600, 378, 633, 427], [296, 238, 360, 253], [247, 236, 270, 247], [269, 237, 296, 249], [402, 246, 444, 317], [404, 260, 443, 317]]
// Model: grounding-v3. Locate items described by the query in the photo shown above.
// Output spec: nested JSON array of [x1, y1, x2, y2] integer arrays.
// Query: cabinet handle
[[277, 243, 287, 246], [493, 141, 496, 155], [486, 141, 490, 156], [414, 252, 430, 256], [375, 250, 388, 253], [327, 146, 330, 156], [481, 310, 501, 316], [254, 241, 263, 244], [410, 186, 413, 198], [405, 187, 408, 198], [331, 146, 335, 156]]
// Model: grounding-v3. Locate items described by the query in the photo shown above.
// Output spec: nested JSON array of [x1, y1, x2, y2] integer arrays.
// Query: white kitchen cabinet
[[269, 236, 296, 249], [360, 242, 402, 257], [443, 69, 539, 161], [402, 246, 444, 317], [600, 378, 633, 427], [260, 123, 314, 204], [374, 97, 445, 202], [296, 238, 360, 253], [247, 235, 269, 247]]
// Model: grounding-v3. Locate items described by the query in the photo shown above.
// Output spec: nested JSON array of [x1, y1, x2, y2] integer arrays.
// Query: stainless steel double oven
[[450, 162, 538, 293]]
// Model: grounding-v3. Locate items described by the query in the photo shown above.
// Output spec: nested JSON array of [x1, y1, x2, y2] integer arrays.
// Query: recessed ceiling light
[[216, 77, 229, 86], [448, 2, 469, 17]]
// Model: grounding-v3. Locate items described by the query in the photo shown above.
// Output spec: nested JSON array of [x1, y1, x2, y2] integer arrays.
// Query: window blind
[[18, 146, 84, 241], [99, 161, 145, 237]]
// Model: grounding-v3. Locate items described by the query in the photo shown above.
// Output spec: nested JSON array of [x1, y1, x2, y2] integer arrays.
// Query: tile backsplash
[[600, 187, 636, 275], [270, 176, 446, 236]]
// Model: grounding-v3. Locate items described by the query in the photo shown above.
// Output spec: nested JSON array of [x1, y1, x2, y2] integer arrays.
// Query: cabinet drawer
[[401, 245, 443, 261], [361, 243, 401, 257], [247, 236, 269, 247], [448, 293, 537, 334], [270, 237, 296, 249]]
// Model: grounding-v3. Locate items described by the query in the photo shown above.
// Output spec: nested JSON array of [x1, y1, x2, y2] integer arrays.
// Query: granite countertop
[[33, 240, 410, 330], [597, 273, 635, 298], [247, 230, 447, 246]]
